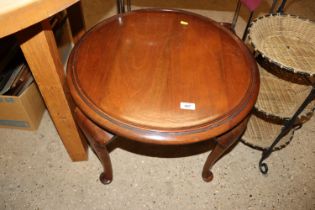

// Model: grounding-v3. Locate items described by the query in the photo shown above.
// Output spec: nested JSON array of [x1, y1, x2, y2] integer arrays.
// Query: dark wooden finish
[[67, 9, 259, 183], [66, 1, 86, 43], [67, 9, 259, 144], [202, 117, 248, 182], [75, 108, 114, 184]]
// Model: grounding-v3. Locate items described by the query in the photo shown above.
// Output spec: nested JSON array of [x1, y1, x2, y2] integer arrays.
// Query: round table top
[[0, 0, 79, 38], [67, 9, 259, 144]]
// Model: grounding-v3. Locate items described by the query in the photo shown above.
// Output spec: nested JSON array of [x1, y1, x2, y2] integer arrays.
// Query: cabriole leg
[[74, 108, 115, 184], [202, 119, 248, 182]]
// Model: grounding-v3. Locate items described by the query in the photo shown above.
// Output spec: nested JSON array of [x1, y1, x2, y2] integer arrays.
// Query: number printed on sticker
[[180, 102, 196, 110]]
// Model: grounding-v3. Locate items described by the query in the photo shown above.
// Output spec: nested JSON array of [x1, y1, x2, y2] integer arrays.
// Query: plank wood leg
[[17, 20, 88, 161], [202, 118, 248, 182], [74, 108, 115, 185]]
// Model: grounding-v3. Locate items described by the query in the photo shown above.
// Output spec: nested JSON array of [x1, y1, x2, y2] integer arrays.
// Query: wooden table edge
[[0, 0, 88, 161]]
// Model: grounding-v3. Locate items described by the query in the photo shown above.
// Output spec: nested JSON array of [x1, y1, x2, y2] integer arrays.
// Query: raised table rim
[[67, 8, 260, 145]]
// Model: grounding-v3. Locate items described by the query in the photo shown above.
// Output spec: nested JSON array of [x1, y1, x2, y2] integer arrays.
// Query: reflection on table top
[[67, 9, 260, 143]]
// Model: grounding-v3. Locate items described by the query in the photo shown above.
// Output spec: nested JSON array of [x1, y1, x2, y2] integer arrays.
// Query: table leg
[[258, 87, 315, 174], [74, 108, 115, 185], [66, 1, 86, 43], [17, 20, 88, 161], [202, 118, 248, 182]]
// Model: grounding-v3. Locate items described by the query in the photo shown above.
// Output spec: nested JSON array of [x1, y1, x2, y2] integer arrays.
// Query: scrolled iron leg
[[202, 118, 248, 182], [74, 108, 116, 185], [259, 152, 269, 174], [259, 87, 315, 174]]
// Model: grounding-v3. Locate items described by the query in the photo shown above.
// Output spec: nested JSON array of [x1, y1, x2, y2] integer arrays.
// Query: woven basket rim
[[254, 68, 315, 123], [248, 13, 315, 77], [241, 114, 299, 151]]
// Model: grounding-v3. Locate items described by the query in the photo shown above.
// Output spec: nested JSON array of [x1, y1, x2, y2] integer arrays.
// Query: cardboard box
[[0, 83, 45, 130]]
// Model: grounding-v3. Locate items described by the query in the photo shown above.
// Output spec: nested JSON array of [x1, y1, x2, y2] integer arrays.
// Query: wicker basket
[[248, 14, 315, 85], [241, 114, 298, 151], [254, 66, 315, 124]]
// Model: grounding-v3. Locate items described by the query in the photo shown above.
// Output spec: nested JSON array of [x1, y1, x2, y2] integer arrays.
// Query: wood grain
[[0, 0, 79, 38], [18, 20, 87, 161], [67, 9, 260, 144]]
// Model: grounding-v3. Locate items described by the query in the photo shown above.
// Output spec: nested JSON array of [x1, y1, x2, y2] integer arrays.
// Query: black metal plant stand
[[259, 87, 315, 174], [256, 0, 314, 174]]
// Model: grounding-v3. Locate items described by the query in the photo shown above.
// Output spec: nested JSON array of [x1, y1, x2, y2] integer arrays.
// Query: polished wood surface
[[75, 106, 249, 184], [67, 9, 259, 144], [75, 108, 114, 184]]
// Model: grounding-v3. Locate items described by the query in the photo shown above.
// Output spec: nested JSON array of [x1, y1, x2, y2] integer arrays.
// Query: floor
[[1, 0, 315, 209]]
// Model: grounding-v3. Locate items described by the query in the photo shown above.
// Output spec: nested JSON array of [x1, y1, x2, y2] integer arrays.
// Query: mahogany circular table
[[67, 9, 260, 184]]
